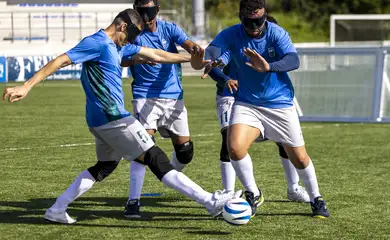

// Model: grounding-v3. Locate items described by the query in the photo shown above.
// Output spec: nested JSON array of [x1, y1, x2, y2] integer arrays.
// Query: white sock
[[129, 161, 146, 200], [230, 154, 259, 196], [170, 151, 186, 172], [296, 160, 321, 202], [162, 170, 212, 207], [49, 170, 95, 213], [280, 157, 300, 192], [220, 161, 236, 192]]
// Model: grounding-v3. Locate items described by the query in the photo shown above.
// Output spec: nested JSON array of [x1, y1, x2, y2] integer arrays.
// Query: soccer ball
[[222, 198, 251, 225]]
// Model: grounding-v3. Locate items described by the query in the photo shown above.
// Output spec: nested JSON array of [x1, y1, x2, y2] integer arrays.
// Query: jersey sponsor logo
[[162, 39, 168, 49], [268, 47, 276, 57]]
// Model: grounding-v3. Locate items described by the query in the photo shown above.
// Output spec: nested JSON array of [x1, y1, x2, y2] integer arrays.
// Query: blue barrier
[[0, 56, 6, 82], [7, 56, 82, 82]]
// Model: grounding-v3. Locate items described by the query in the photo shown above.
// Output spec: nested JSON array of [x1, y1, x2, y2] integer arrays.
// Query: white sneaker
[[207, 189, 242, 217], [287, 186, 310, 203], [44, 209, 77, 224]]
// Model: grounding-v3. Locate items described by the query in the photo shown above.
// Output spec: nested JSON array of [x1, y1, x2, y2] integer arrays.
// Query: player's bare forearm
[[151, 49, 190, 63], [24, 54, 72, 89], [181, 40, 200, 54], [137, 47, 190, 64]]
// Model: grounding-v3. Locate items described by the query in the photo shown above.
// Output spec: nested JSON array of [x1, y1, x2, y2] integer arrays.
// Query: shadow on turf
[[0, 196, 215, 227]]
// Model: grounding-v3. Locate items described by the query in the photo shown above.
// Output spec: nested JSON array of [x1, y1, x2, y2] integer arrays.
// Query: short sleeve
[[122, 44, 141, 60], [66, 37, 101, 64], [169, 23, 189, 46], [273, 27, 297, 57]]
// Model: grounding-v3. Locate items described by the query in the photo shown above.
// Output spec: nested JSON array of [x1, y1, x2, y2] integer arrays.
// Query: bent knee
[[228, 142, 248, 160]]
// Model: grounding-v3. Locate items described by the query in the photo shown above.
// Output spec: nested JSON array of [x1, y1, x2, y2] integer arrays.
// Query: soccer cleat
[[207, 189, 243, 217], [310, 196, 329, 219], [245, 189, 264, 217], [287, 186, 310, 203], [44, 209, 76, 224], [124, 199, 141, 218]]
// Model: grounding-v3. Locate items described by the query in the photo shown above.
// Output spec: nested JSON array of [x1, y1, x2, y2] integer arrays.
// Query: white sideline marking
[[0, 124, 340, 152]]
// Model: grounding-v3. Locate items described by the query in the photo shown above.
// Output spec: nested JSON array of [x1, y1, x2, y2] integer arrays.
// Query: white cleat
[[287, 186, 310, 203], [44, 209, 77, 224], [207, 189, 243, 217]]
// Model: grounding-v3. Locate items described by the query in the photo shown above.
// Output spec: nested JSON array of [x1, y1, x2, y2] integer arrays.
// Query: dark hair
[[114, 9, 143, 27], [134, 0, 159, 6], [239, 0, 266, 15], [267, 15, 278, 24]]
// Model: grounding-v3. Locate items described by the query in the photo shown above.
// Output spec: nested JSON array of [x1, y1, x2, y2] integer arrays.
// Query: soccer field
[[1, 77, 389, 239]]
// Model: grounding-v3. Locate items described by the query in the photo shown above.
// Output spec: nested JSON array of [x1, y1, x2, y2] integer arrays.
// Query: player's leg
[[160, 99, 193, 172], [216, 95, 236, 192], [45, 133, 122, 224], [228, 102, 265, 216], [276, 143, 310, 203], [260, 106, 329, 218], [107, 116, 242, 217], [126, 98, 161, 217], [219, 128, 236, 193], [283, 145, 329, 218]]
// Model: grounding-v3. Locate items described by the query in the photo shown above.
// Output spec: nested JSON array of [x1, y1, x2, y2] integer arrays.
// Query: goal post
[[330, 14, 390, 47]]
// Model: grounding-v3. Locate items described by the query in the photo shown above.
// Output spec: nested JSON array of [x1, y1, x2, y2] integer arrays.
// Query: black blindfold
[[135, 6, 159, 23], [240, 12, 267, 31], [117, 11, 142, 44]]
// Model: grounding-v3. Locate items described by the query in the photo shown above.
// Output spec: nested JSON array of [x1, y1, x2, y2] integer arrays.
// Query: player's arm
[[191, 29, 232, 76], [135, 47, 190, 64], [245, 28, 300, 72], [120, 55, 157, 67], [3, 54, 72, 102], [208, 67, 238, 94]]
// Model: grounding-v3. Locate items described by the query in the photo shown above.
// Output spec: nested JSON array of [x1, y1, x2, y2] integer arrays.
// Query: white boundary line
[[0, 124, 347, 152]]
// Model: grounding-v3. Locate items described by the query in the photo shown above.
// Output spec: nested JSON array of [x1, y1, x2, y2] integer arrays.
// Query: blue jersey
[[129, 20, 189, 99], [208, 22, 296, 108], [66, 30, 140, 127]]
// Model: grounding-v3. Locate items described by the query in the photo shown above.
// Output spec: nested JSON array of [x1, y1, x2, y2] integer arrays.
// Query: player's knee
[[228, 141, 247, 160], [174, 141, 194, 164], [220, 129, 230, 162], [276, 143, 289, 158], [87, 161, 119, 182], [144, 146, 174, 180]]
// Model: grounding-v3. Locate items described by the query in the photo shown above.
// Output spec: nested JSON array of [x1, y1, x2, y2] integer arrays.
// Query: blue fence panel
[[0, 56, 6, 82]]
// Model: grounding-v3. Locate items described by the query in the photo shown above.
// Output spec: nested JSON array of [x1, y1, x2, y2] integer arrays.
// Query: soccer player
[[2, 9, 240, 224], [121, 0, 202, 218], [208, 16, 310, 203], [193, 0, 329, 218]]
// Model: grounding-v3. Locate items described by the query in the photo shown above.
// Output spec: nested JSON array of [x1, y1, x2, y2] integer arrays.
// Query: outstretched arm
[[3, 54, 71, 102], [135, 47, 190, 64]]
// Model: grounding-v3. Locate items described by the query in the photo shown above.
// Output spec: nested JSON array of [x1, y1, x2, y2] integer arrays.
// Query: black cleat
[[244, 189, 264, 217], [124, 199, 141, 218], [310, 196, 329, 219]]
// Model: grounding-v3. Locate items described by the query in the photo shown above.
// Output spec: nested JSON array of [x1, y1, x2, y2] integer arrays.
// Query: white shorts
[[132, 98, 190, 138], [230, 101, 305, 147], [216, 95, 235, 130], [89, 116, 155, 162]]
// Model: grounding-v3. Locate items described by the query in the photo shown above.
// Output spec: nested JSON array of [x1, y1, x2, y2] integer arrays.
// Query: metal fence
[[0, 9, 182, 42]]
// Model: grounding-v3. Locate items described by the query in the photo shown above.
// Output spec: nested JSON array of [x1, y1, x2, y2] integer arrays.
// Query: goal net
[[331, 14, 390, 47]]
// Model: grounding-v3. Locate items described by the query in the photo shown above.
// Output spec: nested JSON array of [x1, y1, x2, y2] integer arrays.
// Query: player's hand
[[243, 48, 270, 72], [3, 85, 31, 103], [225, 79, 238, 94], [201, 59, 224, 79], [190, 46, 211, 70]]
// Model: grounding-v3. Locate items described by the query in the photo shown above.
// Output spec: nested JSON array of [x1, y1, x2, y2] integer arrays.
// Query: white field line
[[0, 124, 342, 152]]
